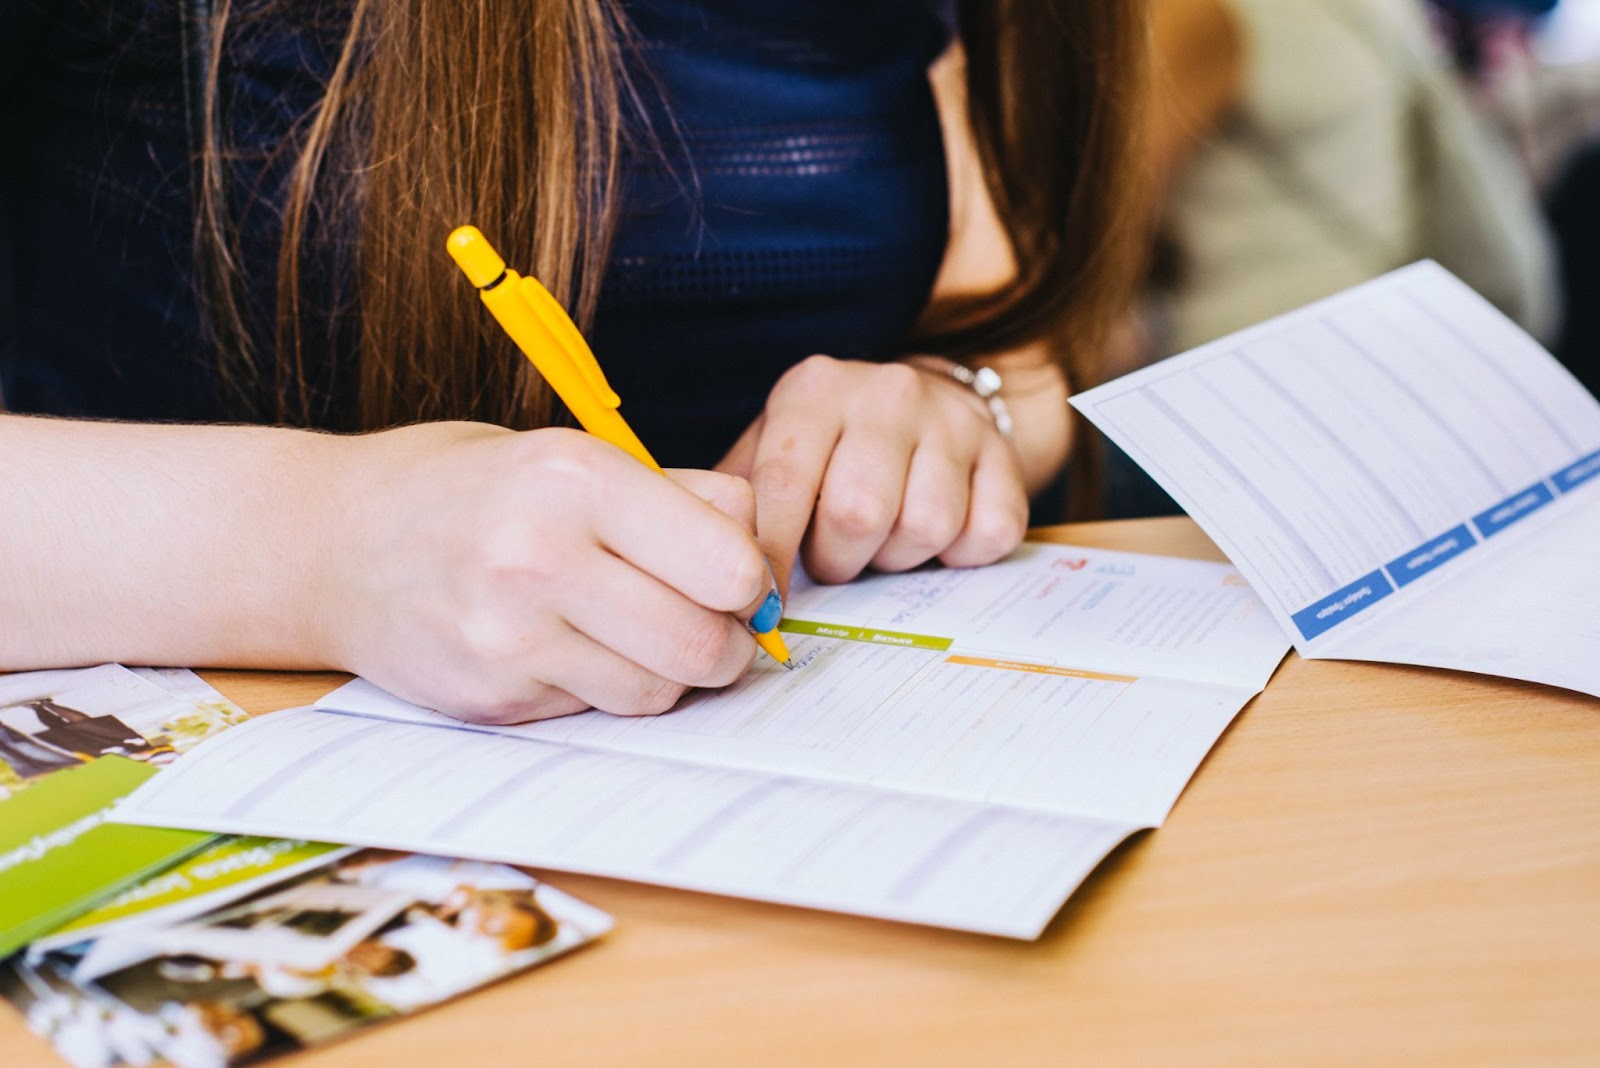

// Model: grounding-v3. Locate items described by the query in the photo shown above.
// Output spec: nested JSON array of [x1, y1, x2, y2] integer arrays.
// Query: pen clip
[[518, 276, 621, 409]]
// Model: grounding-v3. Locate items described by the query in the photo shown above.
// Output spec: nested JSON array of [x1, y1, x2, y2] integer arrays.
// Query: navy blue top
[[0, 0, 951, 469]]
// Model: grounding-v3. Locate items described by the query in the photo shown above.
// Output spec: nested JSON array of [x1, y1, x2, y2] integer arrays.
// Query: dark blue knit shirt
[[0, 0, 951, 469]]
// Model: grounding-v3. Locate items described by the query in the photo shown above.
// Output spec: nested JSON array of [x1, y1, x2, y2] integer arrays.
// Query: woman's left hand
[[717, 354, 1029, 591]]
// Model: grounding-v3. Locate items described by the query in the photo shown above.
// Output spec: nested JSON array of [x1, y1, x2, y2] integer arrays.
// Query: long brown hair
[[920, 2, 1147, 394], [195, 0, 1145, 429]]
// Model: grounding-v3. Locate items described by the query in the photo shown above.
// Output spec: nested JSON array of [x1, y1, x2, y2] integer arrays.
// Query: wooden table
[[7, 517, 1599, 1066]]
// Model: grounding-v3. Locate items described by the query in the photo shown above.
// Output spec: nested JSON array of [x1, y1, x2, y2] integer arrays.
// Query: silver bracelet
[[907, 356, 1014, 440]]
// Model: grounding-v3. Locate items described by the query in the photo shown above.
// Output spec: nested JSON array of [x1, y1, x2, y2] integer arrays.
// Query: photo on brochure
[[6, 849, 613, 1068], [0, 666, 252, 957], [0, 666, 246, 800]]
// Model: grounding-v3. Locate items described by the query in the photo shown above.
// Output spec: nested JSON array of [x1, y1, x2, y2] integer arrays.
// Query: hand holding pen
[[446, 227, 792, 658], [310, 229, 790, 725], [335, 421, 778, 723]]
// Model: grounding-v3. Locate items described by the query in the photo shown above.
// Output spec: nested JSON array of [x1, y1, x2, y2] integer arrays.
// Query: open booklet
[[114, 542, 1289, 939], [1072, 261, 1600, 699]]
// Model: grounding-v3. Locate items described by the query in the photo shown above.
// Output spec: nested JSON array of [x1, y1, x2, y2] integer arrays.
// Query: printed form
[[115, 543, 1288, 939], [1073, 261, 1600, 698]]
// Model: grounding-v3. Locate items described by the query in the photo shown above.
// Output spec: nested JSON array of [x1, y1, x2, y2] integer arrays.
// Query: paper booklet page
[[116, 542, 1289, 939], [1071, 261, 1600, 698]]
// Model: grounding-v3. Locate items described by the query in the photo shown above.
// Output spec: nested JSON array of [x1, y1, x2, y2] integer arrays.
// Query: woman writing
[[0, 0, 1144, 722]]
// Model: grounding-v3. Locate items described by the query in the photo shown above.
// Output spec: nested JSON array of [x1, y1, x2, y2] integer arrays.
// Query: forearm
[[0, 414, 350, 670]]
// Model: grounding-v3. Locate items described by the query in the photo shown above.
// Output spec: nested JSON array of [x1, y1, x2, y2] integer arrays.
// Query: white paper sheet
[[1328, 499, 1600, 693], [1073, 261, 1600, 698], [115, 542, 1289, 938], [116, 708, 1138, 939], [785, 541, 1289, 690]]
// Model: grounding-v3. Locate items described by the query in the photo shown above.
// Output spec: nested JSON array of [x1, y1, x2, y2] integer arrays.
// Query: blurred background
[[1093, 0, 1600, 518]]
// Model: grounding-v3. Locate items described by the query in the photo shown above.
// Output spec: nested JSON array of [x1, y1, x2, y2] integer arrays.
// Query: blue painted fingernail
[[750, 589, 783, 633]]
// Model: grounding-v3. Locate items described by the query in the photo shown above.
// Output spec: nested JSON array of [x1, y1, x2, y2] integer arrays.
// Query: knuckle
[[719, 544, 769, 611], [477, 517, 545, 576], [823, 486, 897, 540], [777, 353, 840, 397], [805, 551, 864, 586], [716, 475, 758, 526], [707, 483, 759, 543], [674, 615, 739, 683], [707, 635, 758, 688], [874, 362, 925, 408], [527, 428, 607, 489], [457, 612, 527, 668], [898, 499, 964, 554], [965, 506, 1028, 562], [623, 677, 686, 718]]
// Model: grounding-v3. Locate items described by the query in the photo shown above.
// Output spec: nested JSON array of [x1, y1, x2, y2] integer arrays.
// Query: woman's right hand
[[328, 422, 771, 724]]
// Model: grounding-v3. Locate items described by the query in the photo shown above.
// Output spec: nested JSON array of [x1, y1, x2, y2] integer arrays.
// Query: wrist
[[910, 354, 1073, 497], [322, 421, 521, 678], [255, 426, 367, 671], [315, 422, 450, 676], [902, 355, 1014, 440]]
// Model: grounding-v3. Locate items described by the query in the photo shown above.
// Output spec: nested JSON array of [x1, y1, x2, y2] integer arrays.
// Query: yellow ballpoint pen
[[447, 225, 794, 669]]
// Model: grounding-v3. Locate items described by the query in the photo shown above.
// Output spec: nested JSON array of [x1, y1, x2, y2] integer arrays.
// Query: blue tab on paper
[[1471, 482, 1554, 539], [1291, 570, 1394, 642], [1384, 524, 1476, 588], [1554, 449, 1600, 494]]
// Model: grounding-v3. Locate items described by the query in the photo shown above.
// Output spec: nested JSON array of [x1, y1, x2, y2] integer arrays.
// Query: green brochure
[[34, 835, 351, 952], [0, 664, 251, 957], [0, 756, 212, 957]]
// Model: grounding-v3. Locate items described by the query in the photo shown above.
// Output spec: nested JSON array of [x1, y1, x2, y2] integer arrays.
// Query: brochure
[[0, 667, 249, 956], [114, 542, 1291, 938], [3, 849, 612, 1068], [31, 836, 354, 955], [1072, 261, 1600, 698]]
